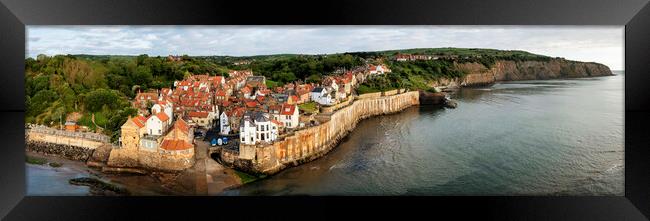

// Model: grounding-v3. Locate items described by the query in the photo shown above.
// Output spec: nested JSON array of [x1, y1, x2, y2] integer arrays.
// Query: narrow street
[[193, 138, 240, 195]]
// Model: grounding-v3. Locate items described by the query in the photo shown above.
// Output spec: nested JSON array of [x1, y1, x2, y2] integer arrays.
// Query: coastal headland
[[25, 48, 614, 194]]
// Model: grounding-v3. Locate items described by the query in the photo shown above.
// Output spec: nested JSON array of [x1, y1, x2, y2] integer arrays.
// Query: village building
[[219, 111, 231, 135], [296, 84, 314, 103], [159, 139, 194, 156], [146, 112, 172, 136], [187, 111, 216, 129], [395, 53, 435, 61], [241, 86, 255, 99], [209, 75, 225, 88], [228, 107, 246, 133], [120, 115, 148, 150], [164, 118, 194, 143], [271, 93, 289, 103], [344, 72, 357, 87], [322, 76, 339, 92], [311, 87, 334, 105], [337, 76, 353, 95], [369, 64, 391, 75], [133, 92, 159, 109], [64, 121, 79, 132], [167, 55, 182, 62], [337, 87, 347, 100], [151, 101, 173, 118], [287, 95, 300, 105], [239, 111, 279, 145], [279, 104, 300, 128], [245, 76, 266, 88], [215, 89, 229, 102]]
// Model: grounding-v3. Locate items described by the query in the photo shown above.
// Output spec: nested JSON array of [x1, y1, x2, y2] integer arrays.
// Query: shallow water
[[226, 72, 624, 196], [26, 163, 91, 196]]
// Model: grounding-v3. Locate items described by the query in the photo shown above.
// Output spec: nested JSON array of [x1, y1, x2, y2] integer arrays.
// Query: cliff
[[431, 59, 613, 87]]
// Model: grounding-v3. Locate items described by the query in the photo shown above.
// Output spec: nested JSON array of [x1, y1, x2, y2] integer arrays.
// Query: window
[[158, 129, 161, 134]]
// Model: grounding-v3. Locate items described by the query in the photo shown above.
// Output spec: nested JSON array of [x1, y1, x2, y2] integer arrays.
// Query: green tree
[[84, 89, 120, 112]]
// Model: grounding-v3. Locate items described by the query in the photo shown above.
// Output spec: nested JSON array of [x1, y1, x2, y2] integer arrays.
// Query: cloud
[[26, 26, 624, 70]]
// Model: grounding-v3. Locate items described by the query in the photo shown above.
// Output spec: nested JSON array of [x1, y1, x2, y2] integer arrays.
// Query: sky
[[27, 26, 624, 70]]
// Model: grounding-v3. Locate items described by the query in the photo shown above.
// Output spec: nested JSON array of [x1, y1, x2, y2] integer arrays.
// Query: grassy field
[[298, 101, 319, 114], [356, 85, 382, 94]]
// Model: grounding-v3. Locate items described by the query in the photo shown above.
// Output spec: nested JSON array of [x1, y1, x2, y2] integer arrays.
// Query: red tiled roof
[[132, 116, 148, 128], [173, 118, 190, 134], [156, 112, 170, 122], [160, 139, 193, 151], [281, 104, 296, 115], [268, 104, 281, 113], [245, 101, 258, 108], [232, 107, 246, 117], [188, 111, 209, 118]]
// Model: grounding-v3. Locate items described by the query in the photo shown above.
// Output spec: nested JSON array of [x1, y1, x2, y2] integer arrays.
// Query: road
[[193, 139, 240, 195]]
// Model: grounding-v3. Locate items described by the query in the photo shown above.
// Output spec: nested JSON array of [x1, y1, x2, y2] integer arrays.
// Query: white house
[[188, 111, 215, 129], [279, 104, 300, 128], [369, 64, 390, 75], [151, 101, 173, 121], [146, 112, 171, 136], [240, 111, 279, 145], [219, 112, 230, 135], [311, 87, 334, 106]]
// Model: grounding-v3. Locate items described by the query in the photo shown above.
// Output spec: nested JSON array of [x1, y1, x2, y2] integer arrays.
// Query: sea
[[223, 71, 624, 196]]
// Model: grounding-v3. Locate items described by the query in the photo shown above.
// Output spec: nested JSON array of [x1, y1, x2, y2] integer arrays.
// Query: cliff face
[[431, 59, 613, 87]]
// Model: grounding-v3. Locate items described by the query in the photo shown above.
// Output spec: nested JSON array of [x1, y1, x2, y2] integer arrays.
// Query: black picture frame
[[1, 0, 649, 220]]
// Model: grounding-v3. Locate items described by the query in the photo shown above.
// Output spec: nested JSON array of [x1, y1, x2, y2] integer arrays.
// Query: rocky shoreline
[[69, 177, 130, 196], [26, 141, 95, 162]]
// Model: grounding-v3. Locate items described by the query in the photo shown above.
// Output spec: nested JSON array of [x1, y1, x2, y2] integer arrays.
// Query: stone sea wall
[[27, 141, 95, 161], [107, 148, 195, 172], [222, 91, 419, 174], [26, 129, 106, 161], [27, 130, 105, 150]]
